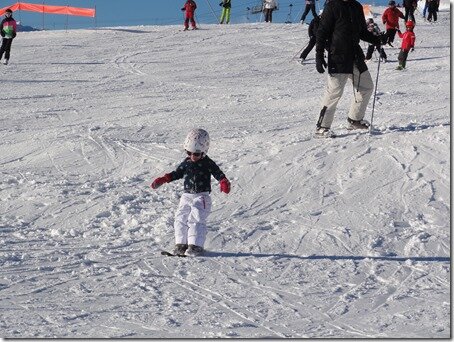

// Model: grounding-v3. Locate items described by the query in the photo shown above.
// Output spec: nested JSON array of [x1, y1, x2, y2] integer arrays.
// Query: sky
[[2, 0, 394, 30]]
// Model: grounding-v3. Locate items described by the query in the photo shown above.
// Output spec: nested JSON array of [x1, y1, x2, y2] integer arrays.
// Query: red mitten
[[219, 178, 231, 194], [151, 173, 172, 189]]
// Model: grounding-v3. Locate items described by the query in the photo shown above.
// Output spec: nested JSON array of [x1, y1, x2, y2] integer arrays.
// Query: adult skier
[[300, 0, 317, 23], [219, 0, 231, 24], [314, 0, 381, 137], [263, 0, 278, 23], [382, 0, 404, 46]]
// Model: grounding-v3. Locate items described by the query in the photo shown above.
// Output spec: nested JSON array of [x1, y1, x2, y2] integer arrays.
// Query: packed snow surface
[[0, 8, 450, 339]]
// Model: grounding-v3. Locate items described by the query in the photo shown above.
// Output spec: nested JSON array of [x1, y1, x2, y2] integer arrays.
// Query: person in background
[[219, 0, 231, 24], [263, 0, 278, 23], [365, 18, 387, 62], [382, 0, 404, 46], [181, 0, 198, 30], [396, 20, 416, 70], [300, 0, 317, 24], [0, 8, 17, 65], [300, 13, 321, 62], [314, 0, 381, 138], [403, 0, 417, 22], [427, 0, 438, 22], [150, 129, 231, 257], [422, 0, 429, 18]]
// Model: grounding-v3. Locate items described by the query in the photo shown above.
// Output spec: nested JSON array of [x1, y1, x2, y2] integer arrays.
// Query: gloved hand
[[219, 2, 223, 5], [12, 32, 16, 39], [316, 52, 327, 73], [151, 173, 172, 189], [379, 32, 388, 45], [411, 47, 415, 52], [0, 30, 4, 38], [181, 7, 185, 11], [219, 178, 231, 194]]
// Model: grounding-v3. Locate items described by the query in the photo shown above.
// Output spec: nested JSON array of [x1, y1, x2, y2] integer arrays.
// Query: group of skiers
[[301, 0, 418, 72]]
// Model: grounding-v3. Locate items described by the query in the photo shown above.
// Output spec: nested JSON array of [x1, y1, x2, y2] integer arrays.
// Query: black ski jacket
[[169, 155, 226, 194], [316, 0, 379, 74], [308, 16, 320, 38], [220, 0, 231, 8]]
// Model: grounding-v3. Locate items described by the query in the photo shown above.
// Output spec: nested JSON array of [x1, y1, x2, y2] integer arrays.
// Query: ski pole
[[205, 0, 220, 23], [369, 49, 382, 135], [290, 45, 306, 61]]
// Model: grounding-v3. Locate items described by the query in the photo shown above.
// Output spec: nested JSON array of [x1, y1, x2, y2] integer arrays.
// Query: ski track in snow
[[0, 8, 450, 338]]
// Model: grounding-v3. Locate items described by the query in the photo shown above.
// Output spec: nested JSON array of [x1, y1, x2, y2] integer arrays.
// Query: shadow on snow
[[203, 251, 450, 263]]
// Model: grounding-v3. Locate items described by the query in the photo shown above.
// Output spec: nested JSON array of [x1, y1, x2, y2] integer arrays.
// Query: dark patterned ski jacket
[[169, 156, 226, 194]]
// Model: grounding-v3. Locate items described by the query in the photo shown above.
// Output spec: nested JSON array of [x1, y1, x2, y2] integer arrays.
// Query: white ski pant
[[318, 66, 374, 128], [174, 192, 212, 247]]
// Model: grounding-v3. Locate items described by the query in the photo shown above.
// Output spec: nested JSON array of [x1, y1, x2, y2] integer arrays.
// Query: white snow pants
[[174, 192, 212, 247], [318, 66, 374, 128]]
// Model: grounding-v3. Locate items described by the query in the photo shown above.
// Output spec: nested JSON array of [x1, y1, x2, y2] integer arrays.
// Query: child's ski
[[160, 251, 187, 257]]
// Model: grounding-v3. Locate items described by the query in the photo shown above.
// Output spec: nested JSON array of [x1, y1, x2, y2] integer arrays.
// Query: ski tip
[[160, 251, 187, 257]]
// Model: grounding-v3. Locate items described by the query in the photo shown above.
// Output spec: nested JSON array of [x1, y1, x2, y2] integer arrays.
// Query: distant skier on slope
[[382, 0, 404, 47], [150, 129, 231, 257], [181, 0, 198, 30], [219, 0, 231, 24], [0, 8, 17, 65]]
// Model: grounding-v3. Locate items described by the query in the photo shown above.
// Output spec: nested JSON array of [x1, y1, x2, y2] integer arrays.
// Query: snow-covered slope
[[0, 9, 450, 338]]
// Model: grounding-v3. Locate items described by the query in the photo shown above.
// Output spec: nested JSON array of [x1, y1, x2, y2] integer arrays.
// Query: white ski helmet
[[183, 128, 210, 154]]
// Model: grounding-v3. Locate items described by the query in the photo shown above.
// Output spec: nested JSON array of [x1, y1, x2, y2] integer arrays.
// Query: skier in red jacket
[[382, 0, 404, 46], [396, 20, 416, 70], [181, 0, 198, 30]]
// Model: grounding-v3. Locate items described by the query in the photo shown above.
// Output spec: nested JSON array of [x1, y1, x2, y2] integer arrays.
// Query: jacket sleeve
[[410, 33, 416, 47], [208, 159, 226, 181], [169, 161, 187, 181], [315, 3, 334, 55]]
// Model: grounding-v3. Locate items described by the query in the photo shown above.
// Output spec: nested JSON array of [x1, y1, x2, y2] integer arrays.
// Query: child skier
[[219, 0, 231, 24], [0, 9, 17, 65], [181, 0, 198, 30], [396, 20, 415, 70], [365, 18, 387, 62], [151, 129, 231, 256]]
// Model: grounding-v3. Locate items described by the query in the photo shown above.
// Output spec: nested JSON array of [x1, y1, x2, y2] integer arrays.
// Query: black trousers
[[366, 44, 387, 60], [300, 36, 316, 59], [264, 8, 274, 22], [301, 3, 316, 22], [0, 38, 13, 60], [427, 3, 437, 21], [404, 6, 415, 22], [385, 28, 397, 44]]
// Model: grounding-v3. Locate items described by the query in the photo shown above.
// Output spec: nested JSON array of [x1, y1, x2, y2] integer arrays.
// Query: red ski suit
[[382, 7, 404, 30], [181, 0, 197, 29], [397, 30, 415, 51], [182, 0, 197, 19]]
